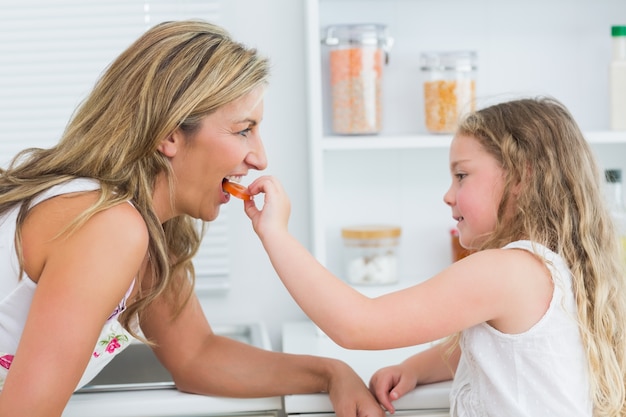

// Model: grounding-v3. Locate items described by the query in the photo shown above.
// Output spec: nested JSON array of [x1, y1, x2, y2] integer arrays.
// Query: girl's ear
[[157, 129, 182, 158]]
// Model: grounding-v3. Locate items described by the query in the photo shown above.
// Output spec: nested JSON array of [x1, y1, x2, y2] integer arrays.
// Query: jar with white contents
[[341, 225, 401, 285]]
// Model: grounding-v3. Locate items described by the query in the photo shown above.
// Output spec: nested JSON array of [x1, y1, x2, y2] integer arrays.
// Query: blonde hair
[[457, 97, 626, 416], [0, 20, 270, 337]]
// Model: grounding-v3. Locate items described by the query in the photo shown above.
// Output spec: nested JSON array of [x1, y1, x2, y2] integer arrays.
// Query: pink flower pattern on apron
[[0, 354, 13, 370], [93, 333, 129, 358]]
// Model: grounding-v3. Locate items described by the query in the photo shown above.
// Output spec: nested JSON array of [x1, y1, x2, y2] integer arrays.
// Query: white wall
[[199, 0, 312, 349]]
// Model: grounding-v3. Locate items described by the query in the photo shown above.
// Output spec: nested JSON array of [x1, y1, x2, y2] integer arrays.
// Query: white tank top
[[0, 178, 136, 390], [450, 240, 592, 416]]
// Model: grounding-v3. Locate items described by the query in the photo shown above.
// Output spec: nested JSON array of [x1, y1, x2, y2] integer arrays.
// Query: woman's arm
[[139, 283, 385, 417], [0, 197, 149, 417]]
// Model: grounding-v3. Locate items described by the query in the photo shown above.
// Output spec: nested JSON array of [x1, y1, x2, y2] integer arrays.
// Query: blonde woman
[[0, 20, 384, 417], [246, 97, 626, 416]]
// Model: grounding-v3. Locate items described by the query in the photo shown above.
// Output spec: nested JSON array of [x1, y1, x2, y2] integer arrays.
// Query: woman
[[0, 20, 384, 417]]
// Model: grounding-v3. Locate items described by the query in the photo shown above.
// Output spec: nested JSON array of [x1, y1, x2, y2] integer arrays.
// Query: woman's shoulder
[[27, 182, 146, 234], [22, 185, 149, 282]]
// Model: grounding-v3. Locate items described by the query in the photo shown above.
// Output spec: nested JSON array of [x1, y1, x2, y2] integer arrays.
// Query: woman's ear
[[157, 129, 182, 158]]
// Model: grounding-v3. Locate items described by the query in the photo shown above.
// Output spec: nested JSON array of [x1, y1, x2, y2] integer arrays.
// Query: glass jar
[[322, 24, 393, 135], [341, 225, 401, 285], [420, 51, 477, 134]]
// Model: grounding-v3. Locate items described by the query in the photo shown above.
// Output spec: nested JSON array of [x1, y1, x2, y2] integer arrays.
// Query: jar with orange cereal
[[322, 24, 393, 135], [420, 51, 477, 134]]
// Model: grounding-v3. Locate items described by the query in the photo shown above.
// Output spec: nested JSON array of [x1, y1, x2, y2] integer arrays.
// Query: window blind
[[0, 0, 231, 293]]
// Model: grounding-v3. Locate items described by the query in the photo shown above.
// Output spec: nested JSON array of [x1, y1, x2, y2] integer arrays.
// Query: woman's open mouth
[[222, 177, 252, 200]]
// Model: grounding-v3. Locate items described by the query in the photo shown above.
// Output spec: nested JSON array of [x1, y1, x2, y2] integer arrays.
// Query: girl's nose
[[443, 185, 454, 207]]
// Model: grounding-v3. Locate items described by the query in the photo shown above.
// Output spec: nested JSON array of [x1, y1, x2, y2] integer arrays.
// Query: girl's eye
[[455, 173, 467, 181]]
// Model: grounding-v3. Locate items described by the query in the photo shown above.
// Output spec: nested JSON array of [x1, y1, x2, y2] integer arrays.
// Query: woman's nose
[[247, 135, 268, 171]]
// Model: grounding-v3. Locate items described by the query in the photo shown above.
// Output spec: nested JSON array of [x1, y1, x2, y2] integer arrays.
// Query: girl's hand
[[243, 175, 291, 240], [368, 365, 418, 414]]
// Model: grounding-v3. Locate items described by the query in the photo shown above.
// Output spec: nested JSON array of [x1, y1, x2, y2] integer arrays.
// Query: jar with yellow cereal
[[322, 24, 393, 135], [420, 51, 477, 134]]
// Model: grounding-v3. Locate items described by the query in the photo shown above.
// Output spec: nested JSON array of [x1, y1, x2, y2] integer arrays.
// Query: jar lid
[[341, 225, 402, 239], [420, 51, 477, 71], [612, 26, 626, 37], [322, 24, 394, 49]]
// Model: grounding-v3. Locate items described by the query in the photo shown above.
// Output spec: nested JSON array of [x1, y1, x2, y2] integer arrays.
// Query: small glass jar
[[341, 225, 401, 285], [420, 51, 477, 134], [322, 24, 393, 135]]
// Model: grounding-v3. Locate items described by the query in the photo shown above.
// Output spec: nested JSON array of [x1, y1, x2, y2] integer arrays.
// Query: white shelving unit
[[305, 0, 626, 289]]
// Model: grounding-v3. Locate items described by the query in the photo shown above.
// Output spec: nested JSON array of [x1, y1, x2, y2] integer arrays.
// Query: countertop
[[64, 389, 282, 417], [282, 321, 451, 414]]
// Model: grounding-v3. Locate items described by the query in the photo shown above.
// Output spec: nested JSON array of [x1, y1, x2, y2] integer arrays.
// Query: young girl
[[245, 97, 626, 416], [0, 20, 384, 417]]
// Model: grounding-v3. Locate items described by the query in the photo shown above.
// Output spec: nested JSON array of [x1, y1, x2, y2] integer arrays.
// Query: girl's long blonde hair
[[0, 20, 269, 336], [458, 97, 626, 416]]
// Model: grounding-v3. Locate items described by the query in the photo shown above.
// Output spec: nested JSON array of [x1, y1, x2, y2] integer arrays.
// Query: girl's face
[[444, 134, 506, 250], [159, 86, 267, 222]]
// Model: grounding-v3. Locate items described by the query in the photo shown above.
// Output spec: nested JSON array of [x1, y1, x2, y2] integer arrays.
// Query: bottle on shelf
[[610, 25, 626, 131], [604, 169, 626, 265]]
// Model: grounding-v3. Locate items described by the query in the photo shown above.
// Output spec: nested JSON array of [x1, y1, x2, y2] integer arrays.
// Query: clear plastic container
[[341, 225, 401, 285], [420, 51, 477, 134], [610, 25, 626, 131], [604, 169, 626, 266], [322, 24, 393, 135]]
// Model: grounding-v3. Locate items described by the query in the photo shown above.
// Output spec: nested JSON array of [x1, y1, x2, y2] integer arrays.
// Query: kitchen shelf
[[305, 0, 626, 291], [321, 135, 452, 150], [320, 131, 626, 150]]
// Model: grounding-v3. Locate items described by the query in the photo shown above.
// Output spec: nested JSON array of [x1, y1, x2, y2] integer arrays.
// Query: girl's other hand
[[368, 365, 418, 414]]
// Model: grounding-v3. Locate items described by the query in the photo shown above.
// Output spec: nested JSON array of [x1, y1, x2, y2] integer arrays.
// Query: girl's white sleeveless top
[[450, 240, 592, 416], [0, 178, 135, 391]]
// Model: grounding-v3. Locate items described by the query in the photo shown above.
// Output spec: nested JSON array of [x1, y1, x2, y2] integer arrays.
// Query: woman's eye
[[237, 127, 252, 137]]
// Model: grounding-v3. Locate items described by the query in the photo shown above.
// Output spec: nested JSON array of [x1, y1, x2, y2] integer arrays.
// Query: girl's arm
[[369, 339, 460, 413], [244, 175, 552, 350], [0, 197, 149, 417]]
